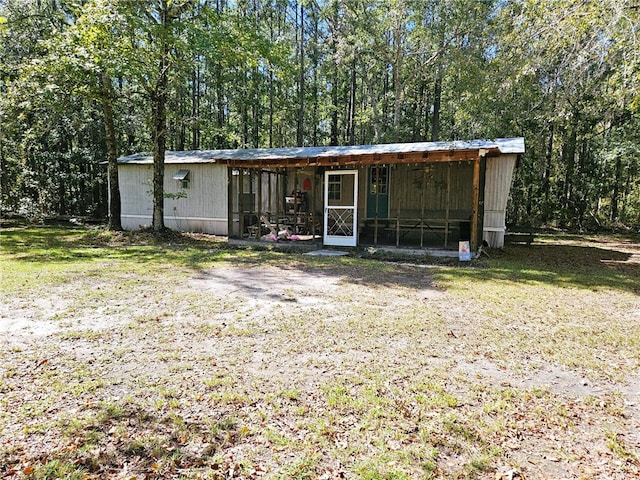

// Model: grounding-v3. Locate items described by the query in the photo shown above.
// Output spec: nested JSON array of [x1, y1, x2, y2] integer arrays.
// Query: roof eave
[[117, 137, 525, 166]]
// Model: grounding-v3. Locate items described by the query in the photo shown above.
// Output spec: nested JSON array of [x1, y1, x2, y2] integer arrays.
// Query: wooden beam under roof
[[225, 147, 501, 168]]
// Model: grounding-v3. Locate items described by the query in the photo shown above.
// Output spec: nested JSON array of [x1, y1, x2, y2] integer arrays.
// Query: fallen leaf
[[34, 359, 49, 369]]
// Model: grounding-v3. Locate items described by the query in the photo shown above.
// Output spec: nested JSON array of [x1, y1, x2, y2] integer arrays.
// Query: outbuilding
[[117, 137, 525, 250]]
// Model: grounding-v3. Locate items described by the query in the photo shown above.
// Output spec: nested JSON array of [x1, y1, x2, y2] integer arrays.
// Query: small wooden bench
[[504, 232, 535, 245], [386, 219, 462, 247], [385, 223, 459, 239]]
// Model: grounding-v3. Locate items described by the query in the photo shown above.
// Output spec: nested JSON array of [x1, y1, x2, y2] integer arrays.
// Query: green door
[[367, 165, 389, 218]]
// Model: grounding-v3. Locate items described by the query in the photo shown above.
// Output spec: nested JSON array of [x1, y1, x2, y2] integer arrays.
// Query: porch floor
[[228, 238, 460, 258]]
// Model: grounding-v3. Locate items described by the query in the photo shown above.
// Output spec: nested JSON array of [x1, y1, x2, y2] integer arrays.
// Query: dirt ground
[[1, 229, 639, 479]]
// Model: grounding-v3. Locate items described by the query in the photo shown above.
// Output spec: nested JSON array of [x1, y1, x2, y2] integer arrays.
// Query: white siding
[[483, 155, 517, 248], [118, 163, 228, 234], [119, 164, 153, 230]]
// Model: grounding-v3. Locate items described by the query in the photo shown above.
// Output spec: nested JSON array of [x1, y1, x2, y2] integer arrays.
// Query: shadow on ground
[[2, 224, 638, 294], [469, 241, 640, 294]]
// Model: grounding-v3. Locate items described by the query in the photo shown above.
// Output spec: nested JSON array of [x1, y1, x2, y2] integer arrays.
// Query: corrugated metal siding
[[118, 163, 228, 234], [119, 164, 153, 230], [483, 155, 517, 248]]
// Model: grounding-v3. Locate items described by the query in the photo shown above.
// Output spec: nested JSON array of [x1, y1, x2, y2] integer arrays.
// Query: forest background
[[0, 0, 638, 232]]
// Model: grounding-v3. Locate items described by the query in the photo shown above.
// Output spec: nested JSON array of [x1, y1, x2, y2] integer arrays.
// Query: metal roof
[[118, 137, 525, 166]]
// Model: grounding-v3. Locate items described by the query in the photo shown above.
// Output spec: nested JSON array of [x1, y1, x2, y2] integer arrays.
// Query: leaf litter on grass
[[1, 226, 639, 479]]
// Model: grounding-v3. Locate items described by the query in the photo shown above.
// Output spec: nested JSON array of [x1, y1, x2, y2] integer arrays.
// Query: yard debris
[[2, 228, 639, 479], [34, 358, 49, 369], [495, 467, 523, 479]]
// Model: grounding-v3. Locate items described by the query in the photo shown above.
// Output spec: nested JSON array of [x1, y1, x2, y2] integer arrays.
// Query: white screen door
[[324, 170, 358, 247]]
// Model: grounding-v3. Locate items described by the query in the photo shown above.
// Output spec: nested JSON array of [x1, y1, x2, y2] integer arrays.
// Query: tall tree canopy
[[1, 0, 638, 230]]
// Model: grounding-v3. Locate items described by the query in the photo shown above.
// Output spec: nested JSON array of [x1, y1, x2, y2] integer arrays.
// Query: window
[[173, 170, 190, 189], [370, 165, 388, 195], [328, 174, 342, 201]]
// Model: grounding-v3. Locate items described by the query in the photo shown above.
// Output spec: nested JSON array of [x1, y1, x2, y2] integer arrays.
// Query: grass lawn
[[1, 223, 639, 479]]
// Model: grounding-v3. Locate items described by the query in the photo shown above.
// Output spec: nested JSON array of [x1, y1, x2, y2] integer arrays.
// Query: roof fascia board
[[225, 148, 497, 168]]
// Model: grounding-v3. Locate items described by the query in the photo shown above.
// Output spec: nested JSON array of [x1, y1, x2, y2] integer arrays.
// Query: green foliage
[[496, 0, 640, 229], [0, 0, 638, 229]]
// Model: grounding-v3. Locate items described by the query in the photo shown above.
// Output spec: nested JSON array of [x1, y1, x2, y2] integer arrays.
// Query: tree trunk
[[241, 71, 248, 147], [330, 63, 339, 146], [621, 160, 635, 222], [561, 119, 578, 226], [392, 17, 404, 141], [576, 139, 589, 227], [152, 43, 169, 232], [296, 4, 305, 147], [102, 72, 122, 231], [542, 122, 554, 224], [252, 66, 259, 148], [611, 152, 622, 221], [347, 59, 356, 145], [311, 7, 319, 147], [268, 10, 274, 148], [269, 65, 274, 148], [329, 2, 339, 146], [0, 126, 6, 210], [431, 67, 442, 142], [423, 78, 430, 141], [414, 81, 425, 141], [216, 63, 225, 146], [58, 137, 69, 216], [369, 78, 381, 142], [192, 64, 200, 150]]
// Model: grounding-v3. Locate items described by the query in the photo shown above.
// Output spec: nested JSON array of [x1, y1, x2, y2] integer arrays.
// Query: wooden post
[[314, 169, 320, 243], [374, 166, 379, 245], [374, 216, 379, 245], [420, 165, 426, 248], [275, 168, 280, 226], [396, 189, 401, 247], [227, 167, 234, 238], [257, 169, 262, 239], [478, 155, 487, 249], [444, 163, 451, 248], [471, 157, 481, 252], [238, 168, 244, 237], [268, 170, 272, 213], [310, 169, 315, 241], [374, 165, 379, 245]]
